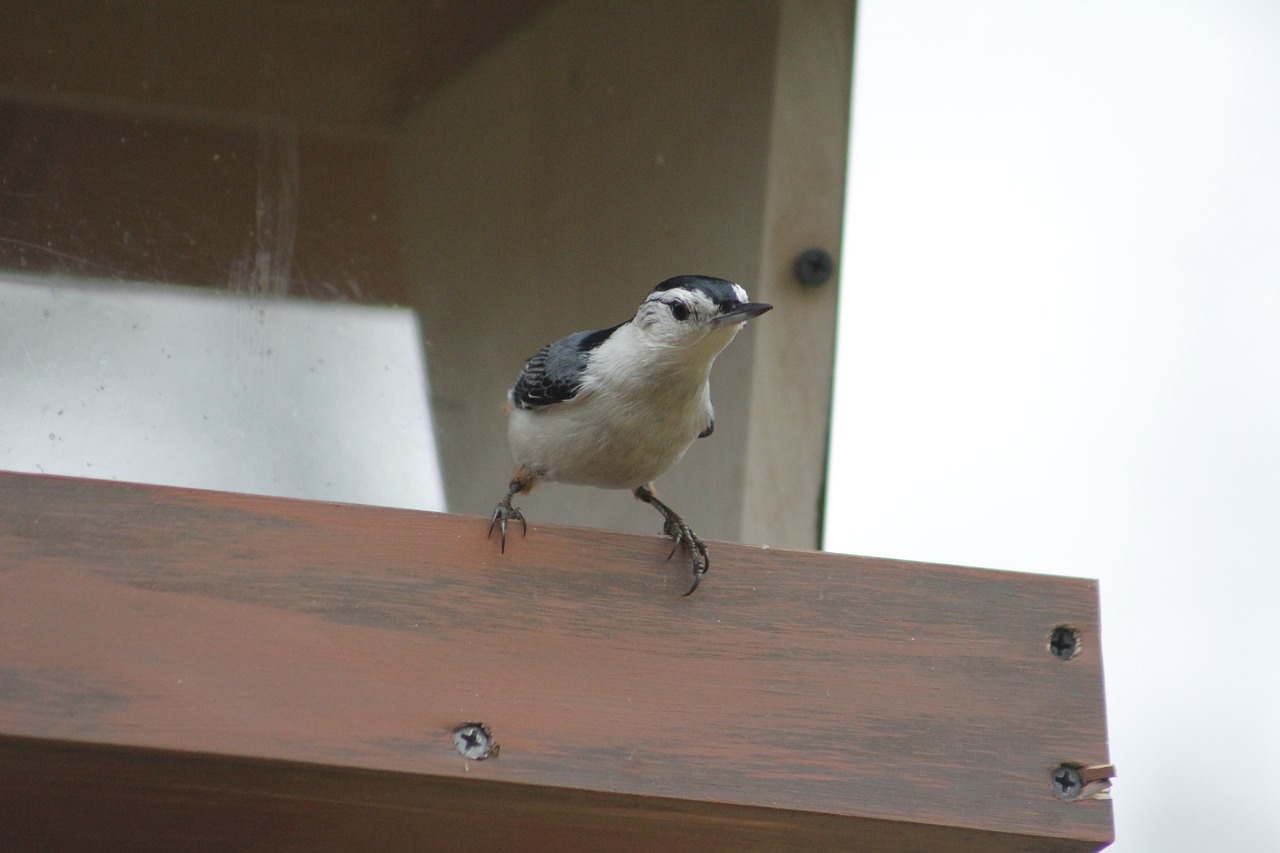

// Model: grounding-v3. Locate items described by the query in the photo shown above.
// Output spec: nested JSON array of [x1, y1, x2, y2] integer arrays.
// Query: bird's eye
[[669, 302, 690, 321]]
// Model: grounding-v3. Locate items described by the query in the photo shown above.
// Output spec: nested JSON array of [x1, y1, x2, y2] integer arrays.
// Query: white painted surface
[[0, 276, 444, 511]]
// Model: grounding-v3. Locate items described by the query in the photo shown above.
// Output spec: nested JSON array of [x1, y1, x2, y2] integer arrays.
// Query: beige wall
[[393, 0, 851, 548]]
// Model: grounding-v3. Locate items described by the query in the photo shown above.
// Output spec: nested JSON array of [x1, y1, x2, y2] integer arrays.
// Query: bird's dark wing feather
[[511, 323, 622, 410]]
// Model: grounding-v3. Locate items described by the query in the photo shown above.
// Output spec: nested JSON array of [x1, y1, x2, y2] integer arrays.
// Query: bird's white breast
[[507, 323, 727, 490]]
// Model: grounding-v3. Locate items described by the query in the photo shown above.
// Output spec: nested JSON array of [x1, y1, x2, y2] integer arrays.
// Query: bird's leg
[[489, 467, 536, 552], [633, 483, 709, 596]]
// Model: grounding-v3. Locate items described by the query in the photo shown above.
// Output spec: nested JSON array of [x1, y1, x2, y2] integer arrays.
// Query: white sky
[[826, 2, 1280, 850]]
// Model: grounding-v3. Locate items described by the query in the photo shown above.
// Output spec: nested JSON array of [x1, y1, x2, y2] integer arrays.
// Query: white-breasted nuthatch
[[489, 275, 772, 595]]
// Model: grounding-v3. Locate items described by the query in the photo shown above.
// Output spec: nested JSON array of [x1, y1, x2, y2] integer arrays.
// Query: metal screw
[[453, 721, 499, 760], [793, 247, 834, 286], [1052, 764, 1083, 800], [1049, 625, 1081, 660]]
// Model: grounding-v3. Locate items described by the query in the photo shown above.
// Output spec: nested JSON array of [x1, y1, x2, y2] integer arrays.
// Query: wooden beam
[[744, 0, 854, 549], [0, 473, 1113, 851]]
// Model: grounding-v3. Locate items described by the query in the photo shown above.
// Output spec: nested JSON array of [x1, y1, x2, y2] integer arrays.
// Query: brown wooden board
[[0, 472, 1113, 851]]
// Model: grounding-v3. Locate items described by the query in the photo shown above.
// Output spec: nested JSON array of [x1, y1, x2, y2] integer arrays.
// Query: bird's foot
[[489, 469, 536, 553], [634, 484, 709, 595], [662, 516, 710, 596], [488, 497, 526, 553]]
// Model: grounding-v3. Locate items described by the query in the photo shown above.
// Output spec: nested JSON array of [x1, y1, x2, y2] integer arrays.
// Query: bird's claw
[[662, 518, 709, 595], [488, 500, 526, 553]]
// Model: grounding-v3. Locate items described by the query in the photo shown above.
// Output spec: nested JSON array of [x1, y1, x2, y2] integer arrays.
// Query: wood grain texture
[[0, 473, 1113, 851]]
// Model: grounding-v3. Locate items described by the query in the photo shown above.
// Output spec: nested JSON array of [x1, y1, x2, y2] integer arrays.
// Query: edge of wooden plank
[[0, 735, 1108, 853]]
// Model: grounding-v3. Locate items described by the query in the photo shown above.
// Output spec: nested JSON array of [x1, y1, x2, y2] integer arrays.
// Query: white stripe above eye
[[731, 283, 748, 303]]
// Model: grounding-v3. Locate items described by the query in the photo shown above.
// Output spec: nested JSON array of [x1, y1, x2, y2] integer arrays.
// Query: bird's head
[[633, 275, 772, 353]]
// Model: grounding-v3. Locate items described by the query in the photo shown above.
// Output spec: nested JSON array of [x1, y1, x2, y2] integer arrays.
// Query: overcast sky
[[826, 2, 1280, 850]]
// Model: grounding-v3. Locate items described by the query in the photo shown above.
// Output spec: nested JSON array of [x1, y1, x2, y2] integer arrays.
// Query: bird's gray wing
[[510, 323, 622, 410]]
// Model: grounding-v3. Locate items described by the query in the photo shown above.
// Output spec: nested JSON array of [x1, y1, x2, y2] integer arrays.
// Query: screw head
[[1049, 625, 1081, 660], [793, 247, 834, 286], [1052, 764, 1084, 799], [453, 722, 499, 760]]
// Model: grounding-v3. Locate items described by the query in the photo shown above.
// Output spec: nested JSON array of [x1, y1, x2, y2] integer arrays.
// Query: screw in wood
[[1051, 764, 1084, 800], [1048, 625, 1080, 660], [793, 247, 834, 286], [453, 721, 499, 760]]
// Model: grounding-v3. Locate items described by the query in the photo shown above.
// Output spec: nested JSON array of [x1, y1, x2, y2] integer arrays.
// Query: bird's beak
[[712, 302, 773, 327]]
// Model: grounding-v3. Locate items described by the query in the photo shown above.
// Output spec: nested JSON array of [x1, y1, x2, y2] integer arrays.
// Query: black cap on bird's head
[[650, 275, 772, 326]]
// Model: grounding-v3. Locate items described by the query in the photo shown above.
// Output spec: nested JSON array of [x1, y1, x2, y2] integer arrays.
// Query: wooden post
[[0, 472, 1113, 851]]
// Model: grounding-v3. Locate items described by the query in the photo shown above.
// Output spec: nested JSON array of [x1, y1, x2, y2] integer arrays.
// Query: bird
[[488, 275, 772, 595]]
